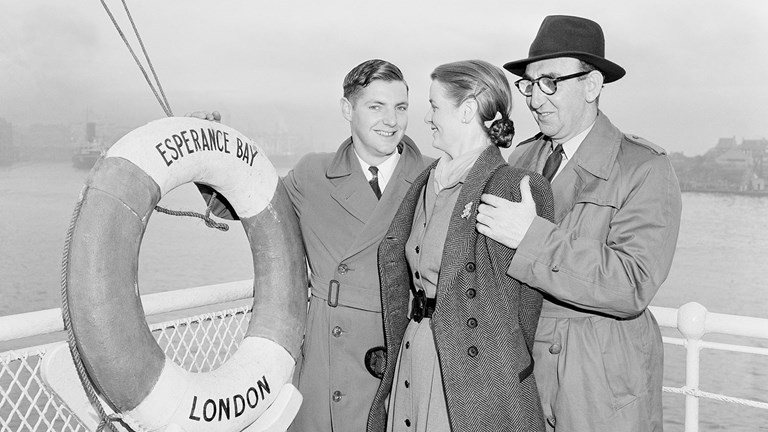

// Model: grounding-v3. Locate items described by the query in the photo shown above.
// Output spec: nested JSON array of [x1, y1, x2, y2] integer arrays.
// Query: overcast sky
[[1, 1, 767, 157]]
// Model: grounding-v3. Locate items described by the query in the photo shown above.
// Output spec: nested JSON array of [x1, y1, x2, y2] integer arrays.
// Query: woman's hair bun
[[488, 117, 515, 148]]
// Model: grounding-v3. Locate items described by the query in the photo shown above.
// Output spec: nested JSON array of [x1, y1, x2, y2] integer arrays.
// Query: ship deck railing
[[2, 280, 767, 432]]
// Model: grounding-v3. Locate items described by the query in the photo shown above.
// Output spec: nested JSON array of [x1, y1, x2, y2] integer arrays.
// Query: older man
[[476, 15, 682, 432]]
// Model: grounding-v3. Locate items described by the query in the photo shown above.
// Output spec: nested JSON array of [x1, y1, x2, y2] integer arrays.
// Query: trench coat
[[369, 145, 554, 432], [506, 112, 682, 431], [283, 136, 427, 432]]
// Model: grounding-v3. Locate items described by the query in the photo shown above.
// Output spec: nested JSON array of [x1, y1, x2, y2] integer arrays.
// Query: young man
[[283, 59, 428, 432], [477, 16, 682, 432]]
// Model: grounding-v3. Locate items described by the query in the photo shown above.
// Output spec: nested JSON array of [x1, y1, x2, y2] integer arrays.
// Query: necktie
[[369, 166, 382, 199], [542, 143, 564, 182]]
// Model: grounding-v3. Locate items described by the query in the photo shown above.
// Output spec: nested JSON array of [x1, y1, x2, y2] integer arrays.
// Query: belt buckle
[[328, 280, 340, 307], [411, 290, 426, 322]]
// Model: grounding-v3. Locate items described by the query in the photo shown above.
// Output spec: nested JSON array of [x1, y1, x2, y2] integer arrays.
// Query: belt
[[309, 274, 382, 312], [540, 299, 597, 318], [411, 290, 435, 323], [540, 298, 644, 321]]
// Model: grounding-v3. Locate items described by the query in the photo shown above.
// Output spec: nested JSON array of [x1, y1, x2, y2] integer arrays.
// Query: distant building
[[712, 137, 766, 191], [673, 137, 768, 193], [716, 147, 753, 168], [749, 174, 766, 191], [707, 136, 738, 158], [740, 138, 768, 153], [741, 138, 767, 177], [715, 136, 738, 150]]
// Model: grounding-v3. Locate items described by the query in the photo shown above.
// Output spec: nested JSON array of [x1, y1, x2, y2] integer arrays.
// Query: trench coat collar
[[569, 111, 621, 181], [513, 111, 621, 223], [327, 135, 424, 259], [548, 111, 621, 222], [435, 145, 506, 302], [513, 132, 546, 173]]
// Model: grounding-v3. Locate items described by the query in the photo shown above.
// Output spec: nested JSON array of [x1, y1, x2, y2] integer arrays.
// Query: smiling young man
[[284, 59, 428, 432], [476, 16, 682, 432]]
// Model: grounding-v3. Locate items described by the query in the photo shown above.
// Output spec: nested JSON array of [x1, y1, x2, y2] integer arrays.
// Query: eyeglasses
[[514, 71, 591, 97]]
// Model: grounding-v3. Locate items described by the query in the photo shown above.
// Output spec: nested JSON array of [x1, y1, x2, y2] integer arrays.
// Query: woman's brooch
[[461, 202, 473, 219]]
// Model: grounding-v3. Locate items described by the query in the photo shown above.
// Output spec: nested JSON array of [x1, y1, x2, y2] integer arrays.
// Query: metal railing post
[[677, 302, 708, 432]]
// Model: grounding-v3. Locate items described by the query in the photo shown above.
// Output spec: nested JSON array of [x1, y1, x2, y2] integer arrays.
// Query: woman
[[367, 60, 554, 432]]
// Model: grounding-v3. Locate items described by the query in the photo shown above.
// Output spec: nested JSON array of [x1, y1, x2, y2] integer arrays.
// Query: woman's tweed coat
[[367, 145, 554, 432]]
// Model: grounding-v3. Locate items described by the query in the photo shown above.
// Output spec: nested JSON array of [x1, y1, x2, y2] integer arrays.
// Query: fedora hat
[[503, 15, 625, 83]]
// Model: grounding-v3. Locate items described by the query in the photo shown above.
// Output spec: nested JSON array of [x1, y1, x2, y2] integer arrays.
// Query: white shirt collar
[[551, 120, 595, 179], [355, 149, 400, 192]]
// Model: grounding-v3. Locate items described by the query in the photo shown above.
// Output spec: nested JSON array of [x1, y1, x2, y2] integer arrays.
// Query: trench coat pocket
[[569, 191, 620, 238], [594, 316, 649, 410]]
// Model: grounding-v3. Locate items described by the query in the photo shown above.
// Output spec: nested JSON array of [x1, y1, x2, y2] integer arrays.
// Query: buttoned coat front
[[284, 136, 427, 432], [507, 112, 682, 431], [368, 146, 553, 432]]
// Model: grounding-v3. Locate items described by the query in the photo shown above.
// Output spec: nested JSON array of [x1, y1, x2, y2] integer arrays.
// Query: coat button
[[338, 264, 348, 274], [415, 246, 420, 253], [404, 380, 410, 388], [332, 390, 342, 402], [467, 346, 478, 357], [405, 341, 410, 349], [465, 262, 476, 272], [405, 419, 411, 427], [332, 326, 343, 337], [414, 271, 420, 279], [467, 318, 478, 328], [549, 343, 562, 355], [465, 288, 476, 299]]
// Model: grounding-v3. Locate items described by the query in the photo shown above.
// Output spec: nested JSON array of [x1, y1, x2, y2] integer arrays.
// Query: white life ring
[[63, 117, 307, 431]]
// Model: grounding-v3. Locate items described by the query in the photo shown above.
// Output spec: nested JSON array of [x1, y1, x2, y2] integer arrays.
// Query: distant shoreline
[[681, 188, 768, 197]]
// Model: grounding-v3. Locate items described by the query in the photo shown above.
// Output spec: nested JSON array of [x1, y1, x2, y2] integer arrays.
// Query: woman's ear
[[461, 98, 479, 123]]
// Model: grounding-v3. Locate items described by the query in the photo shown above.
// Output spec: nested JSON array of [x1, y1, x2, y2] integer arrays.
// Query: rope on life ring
[[61, 117, 307, 432]]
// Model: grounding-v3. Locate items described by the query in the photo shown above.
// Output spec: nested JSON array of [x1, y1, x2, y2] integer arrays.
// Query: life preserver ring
[[63, 117, 307, 431]]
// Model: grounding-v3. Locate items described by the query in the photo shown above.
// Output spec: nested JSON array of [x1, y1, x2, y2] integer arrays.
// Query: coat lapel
[[436, 146, 505, 304], [327, 138, 378, 224], [330, 136, 425, 260], [521, 113, 622, 224], [548, 158, 585, 224]]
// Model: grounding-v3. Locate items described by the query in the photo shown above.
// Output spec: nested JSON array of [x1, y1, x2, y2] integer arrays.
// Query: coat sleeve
[[280, 153, 318, 218], [508, 155, 682, 318], [281, 167, 303, 217]]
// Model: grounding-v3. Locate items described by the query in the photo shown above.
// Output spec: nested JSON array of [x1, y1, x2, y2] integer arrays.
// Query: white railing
[[2, 281, 768, 432], [0, 281, 255, 432], [0, 280, 254, 342], [649, 303, 768, 432]]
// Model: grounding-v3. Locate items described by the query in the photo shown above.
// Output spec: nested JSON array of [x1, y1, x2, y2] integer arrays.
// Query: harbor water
[[1, 161, 767, 430]]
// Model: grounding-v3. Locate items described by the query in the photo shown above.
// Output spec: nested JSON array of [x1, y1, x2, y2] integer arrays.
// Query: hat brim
[[503, 52, 626, 83]]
